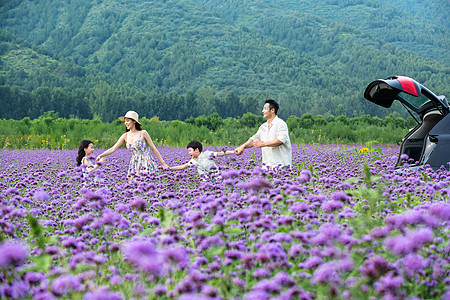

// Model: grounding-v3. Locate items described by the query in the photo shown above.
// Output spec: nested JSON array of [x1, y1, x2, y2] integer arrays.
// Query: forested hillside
[[1, 0, 448, 122]]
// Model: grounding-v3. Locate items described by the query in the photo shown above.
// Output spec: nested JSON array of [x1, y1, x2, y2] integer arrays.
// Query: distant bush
[[0, 112, 411, 149]]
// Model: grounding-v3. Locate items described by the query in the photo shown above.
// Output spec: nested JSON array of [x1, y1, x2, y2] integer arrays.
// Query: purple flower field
[[0, 144, 449, 299]]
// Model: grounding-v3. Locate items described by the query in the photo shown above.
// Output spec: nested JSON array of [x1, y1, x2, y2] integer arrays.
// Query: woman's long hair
[[76, 140, 93, 166], [125, 122, 142, 132]]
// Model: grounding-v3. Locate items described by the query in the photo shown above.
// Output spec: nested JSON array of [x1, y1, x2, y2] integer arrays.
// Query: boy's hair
[[265, 99, 279, 115], [187, 140, 203, 152]]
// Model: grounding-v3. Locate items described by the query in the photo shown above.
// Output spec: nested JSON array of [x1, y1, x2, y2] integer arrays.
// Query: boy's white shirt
[[188, 150, 218, 176]]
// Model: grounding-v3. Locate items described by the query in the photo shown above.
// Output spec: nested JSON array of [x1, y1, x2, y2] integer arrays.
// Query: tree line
[[0, 111, 415, 150]]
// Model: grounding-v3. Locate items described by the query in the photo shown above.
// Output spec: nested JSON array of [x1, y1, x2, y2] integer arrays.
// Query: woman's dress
[[127, 137, 157, 178]]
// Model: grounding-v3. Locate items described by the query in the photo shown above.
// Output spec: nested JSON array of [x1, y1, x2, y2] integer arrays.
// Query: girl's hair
[[76, 140, 93, 166], [125, 122, 142, 132]]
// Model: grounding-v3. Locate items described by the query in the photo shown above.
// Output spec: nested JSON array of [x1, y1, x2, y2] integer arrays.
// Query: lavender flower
[[0, 240, 28, 268], [384, 228, 433, 255], [51, 274, 82, 296], [83, 289, 123, 300], [374, 273, 404, 296], [122, 239, 165, 276], [360, 256, 392, 279]]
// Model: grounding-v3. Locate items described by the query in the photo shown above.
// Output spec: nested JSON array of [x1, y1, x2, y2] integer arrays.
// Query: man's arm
[[253, 139, 283, 148], [234, 139, 254, 155]]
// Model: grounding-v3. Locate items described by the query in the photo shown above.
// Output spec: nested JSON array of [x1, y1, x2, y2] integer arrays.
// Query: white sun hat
[[119, 111, 141, 125]]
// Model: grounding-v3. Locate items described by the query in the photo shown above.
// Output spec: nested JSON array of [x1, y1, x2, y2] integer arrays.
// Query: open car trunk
[[395, 110, 444, 168], [364, 76, 449, 170]]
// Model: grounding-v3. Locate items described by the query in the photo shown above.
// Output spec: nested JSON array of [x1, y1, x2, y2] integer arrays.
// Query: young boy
[[169, 140, 235, 178]]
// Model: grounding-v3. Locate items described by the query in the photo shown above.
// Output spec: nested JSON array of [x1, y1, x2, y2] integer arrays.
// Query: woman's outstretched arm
[[96, 133, 126, 160], [142, 130, 169, 169]]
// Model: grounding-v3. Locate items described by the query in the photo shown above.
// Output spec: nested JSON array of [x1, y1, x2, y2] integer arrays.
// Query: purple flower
[[73, 214, 93, 231], [252, 279, 282, 293], [225, 249, 242, 260], [33, 291, 57, 300], [360, 256, 392, 279], [244, 290, 269, 300], [375, 273, 404, 296], [253, 268, 271, 278], [313, 223, 342, 245], [122, 239, 164, 276], [288, 244, 303, 258], [311, 262, 340, 284], [5, 187, 20, 195], [0, 240, 28, 268], [386, 210, 424, 229], [201, 285, 219, 297], [62, 236, 79, 249], [83, 289, 123, 300], [297, 170, 312, 183], [233, 277, 246, 288], [370, 226, 391, 238], [101, 209, 122, 226], [300, 256, 323, 269], [237, 177, 271, 191], [331, 191, 350, 202], [178, 294, 210, 300], [116, 203, 131, 213], [289, 202, 310, 213], [34, 190, 51, 201], [24, 271, 44, 285], [51, 274, 82, 296], [221, 169, 240, 178], [162, 246, 189, 269], [130, 197, 147, 211], [110, 275, 122, 285], [384, 228, 433, 255], [153, 284, 167, 296], [428, 203, 450, 220], [185, 210, 203, 223], [321, 200, 344, 212], [401, 253, 423, 278], [272, 271, 295, 287]]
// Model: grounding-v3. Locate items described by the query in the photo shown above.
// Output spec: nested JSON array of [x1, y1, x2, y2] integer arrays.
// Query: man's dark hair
[[265, 99, 279, 115], [187, 140, 203, 152]]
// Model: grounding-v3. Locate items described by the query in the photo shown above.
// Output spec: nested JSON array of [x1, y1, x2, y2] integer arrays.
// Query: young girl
[[76, 140, 105, 178], [96, 111, 168, 181]]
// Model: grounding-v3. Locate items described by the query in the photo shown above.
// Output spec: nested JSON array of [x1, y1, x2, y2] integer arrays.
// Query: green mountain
[[1, 0, 448, 121]]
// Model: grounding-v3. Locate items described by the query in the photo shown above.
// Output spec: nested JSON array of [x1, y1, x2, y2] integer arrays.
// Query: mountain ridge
[[1, 0, 448, 121]]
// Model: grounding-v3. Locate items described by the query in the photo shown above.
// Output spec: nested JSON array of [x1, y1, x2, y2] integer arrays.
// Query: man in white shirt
[[234, 99, 292, 168]]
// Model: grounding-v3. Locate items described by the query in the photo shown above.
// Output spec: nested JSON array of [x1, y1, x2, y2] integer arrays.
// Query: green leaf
[[207, 246, 226, 257], [140, 228, 154, 236], [226, 226, 242, 236]]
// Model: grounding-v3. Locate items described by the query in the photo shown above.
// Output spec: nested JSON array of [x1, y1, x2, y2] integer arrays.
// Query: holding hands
[[234, 138, 261, 155], [234, 146, 244, 155]]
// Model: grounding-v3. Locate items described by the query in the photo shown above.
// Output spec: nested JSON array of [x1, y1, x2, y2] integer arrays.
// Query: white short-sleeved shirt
[[251, 116, 292, 168], [188, 150, 218, 176]]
